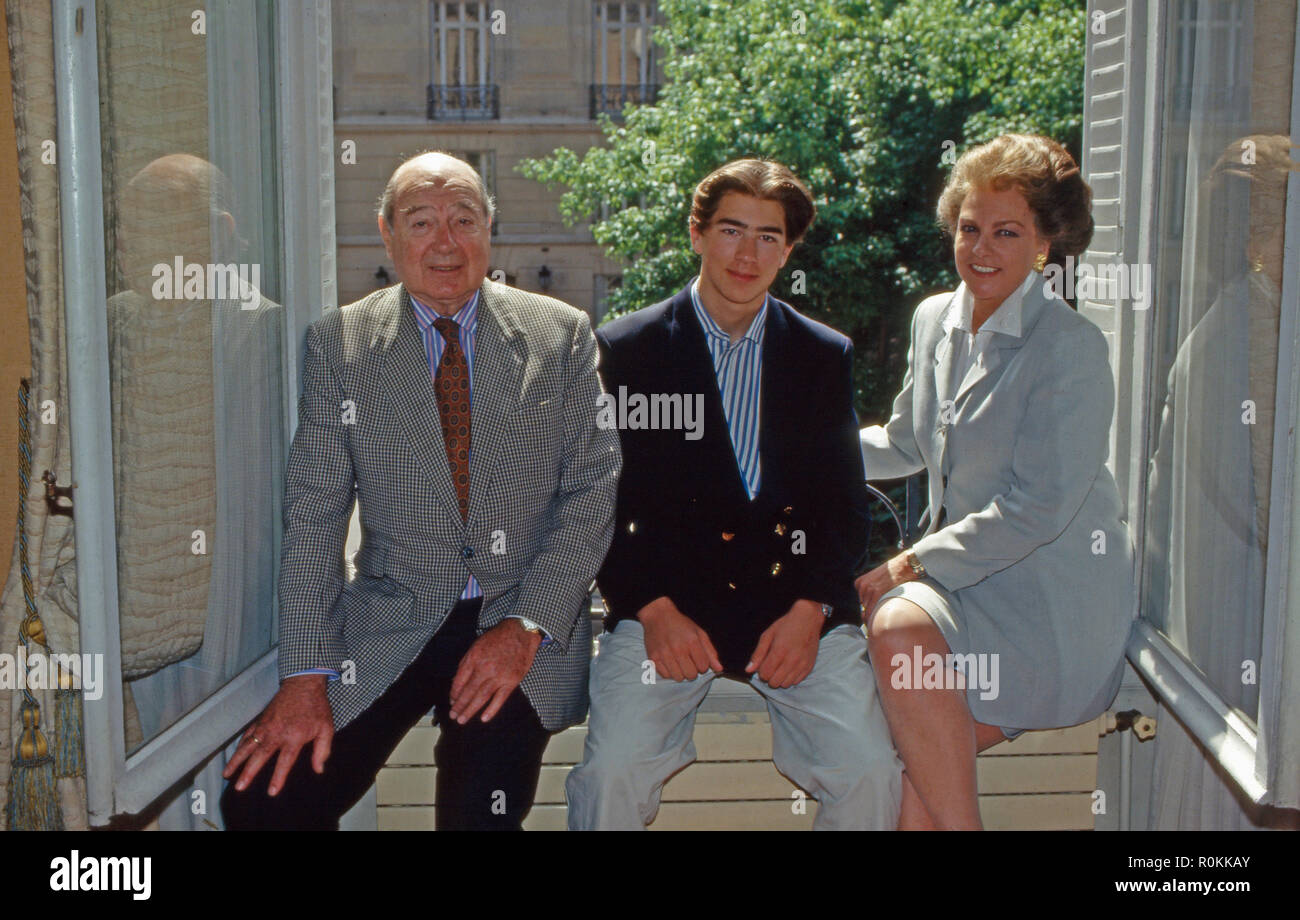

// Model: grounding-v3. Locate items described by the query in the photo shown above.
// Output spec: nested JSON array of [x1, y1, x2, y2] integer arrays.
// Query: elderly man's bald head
[[125, 153, 236, 218], [117, 154, 242, 296], [377, 151, 495, 228]]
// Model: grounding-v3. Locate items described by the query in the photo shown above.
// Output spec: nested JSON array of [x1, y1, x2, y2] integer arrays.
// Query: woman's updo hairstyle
[[936, 134, 1094, 266]]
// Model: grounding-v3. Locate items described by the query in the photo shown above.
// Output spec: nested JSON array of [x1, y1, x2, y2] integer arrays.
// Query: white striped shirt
[[690, 278, 766, 499]]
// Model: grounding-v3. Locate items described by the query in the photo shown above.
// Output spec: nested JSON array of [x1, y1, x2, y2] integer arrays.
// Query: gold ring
[[251, 736, 262, 744]]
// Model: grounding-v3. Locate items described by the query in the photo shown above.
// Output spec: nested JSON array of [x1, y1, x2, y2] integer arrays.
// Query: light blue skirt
[[875, 578, 1024, 740]]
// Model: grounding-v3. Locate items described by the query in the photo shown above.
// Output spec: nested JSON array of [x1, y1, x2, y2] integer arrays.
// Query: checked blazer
[[276, 279, 621, 731]]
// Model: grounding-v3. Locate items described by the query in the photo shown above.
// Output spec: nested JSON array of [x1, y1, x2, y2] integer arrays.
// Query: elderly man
[[220, 151, 620, 830]]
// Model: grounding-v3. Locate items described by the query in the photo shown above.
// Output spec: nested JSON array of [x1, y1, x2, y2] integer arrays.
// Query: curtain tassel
[[5, 696, 64, 831], [53, 680, 84, 779]]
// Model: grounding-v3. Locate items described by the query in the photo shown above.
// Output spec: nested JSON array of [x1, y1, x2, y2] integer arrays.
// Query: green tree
[[521, 0, 1086, 422]]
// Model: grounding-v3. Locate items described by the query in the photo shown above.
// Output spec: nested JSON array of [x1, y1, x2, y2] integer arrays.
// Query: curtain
[[0, 0, 90, 830]]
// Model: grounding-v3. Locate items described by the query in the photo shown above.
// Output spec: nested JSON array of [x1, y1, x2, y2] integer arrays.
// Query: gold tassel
[[24, 610, 86, 777], [54, 669, 84, 778], [5, 696, 63, 831], [6, 380, 66, 826]]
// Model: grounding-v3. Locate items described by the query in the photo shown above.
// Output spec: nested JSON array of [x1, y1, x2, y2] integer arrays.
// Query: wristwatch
[[820, 603, 833, 618], [904, 549, 926, 579], [514, 616, 552, 646]]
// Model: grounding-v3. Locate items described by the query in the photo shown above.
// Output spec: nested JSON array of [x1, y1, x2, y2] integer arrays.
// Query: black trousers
[[220, 598, 552, 831]]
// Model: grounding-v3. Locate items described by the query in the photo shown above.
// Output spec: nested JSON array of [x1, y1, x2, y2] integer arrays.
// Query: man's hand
[[448, 619, 542, 724], [637, 596, 723, 682], [855, 553, 916, 623], [746, 599, 825, 689], [222, 674, 334, 796]]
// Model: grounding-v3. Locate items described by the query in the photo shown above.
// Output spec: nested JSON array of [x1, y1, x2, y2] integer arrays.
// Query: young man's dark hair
[[689, 158, 817, 243]]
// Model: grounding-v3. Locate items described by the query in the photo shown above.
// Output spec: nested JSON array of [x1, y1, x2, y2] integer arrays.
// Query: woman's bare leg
[[897, 771, 937, 830], [867, 597, 985, 830]]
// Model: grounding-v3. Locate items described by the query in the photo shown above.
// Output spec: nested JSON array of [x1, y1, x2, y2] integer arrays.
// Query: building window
[[593, 273, 622, 322], [591, 2, 658, 118], [428, 2, 498, 120]]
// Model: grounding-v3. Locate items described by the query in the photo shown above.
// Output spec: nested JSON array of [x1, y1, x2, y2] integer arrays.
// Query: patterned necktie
[[433, 317, 470, 521]]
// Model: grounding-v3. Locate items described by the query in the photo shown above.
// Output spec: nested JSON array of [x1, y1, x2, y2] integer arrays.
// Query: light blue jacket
[[861, 281, 1136, 729]]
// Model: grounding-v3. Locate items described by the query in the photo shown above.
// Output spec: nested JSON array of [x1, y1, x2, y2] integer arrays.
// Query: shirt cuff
[[285, 668, 341, 681], [504, 614, 555, 645]]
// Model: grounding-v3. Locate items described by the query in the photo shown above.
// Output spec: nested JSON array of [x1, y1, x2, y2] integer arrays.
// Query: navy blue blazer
[[594, 284, 870, 672]]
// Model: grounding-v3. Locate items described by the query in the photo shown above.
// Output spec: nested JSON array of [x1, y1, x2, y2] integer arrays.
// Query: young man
[[566, 159, 901, 829]]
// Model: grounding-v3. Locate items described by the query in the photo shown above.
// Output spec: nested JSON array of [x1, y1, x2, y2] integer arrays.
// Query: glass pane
[[466, 23, 482, 85], [448, 29, 464, 85], [628, 24, 646, 82], [97, 0, 286, 752], [605, 26, 625, 84], [1141, 0, 1296, 723]]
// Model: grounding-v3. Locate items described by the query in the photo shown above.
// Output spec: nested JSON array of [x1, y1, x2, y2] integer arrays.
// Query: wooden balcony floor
[[376, 702, 1104, 831]]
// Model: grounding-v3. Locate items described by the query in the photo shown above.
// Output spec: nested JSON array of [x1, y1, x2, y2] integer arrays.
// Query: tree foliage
[[521, 0, 1086, 420]]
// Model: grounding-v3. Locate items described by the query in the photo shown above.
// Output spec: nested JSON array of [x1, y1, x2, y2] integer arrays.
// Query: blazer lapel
[[932, 301, 961, 411], [465, 281, 524, 529], [931, 296, 961, 482], [952, 344, 1005, 405], [378, 286, 464, 522], [756, 299, 792, 501], [953, 280, 1054, 408], [669, 291, 750, 506]]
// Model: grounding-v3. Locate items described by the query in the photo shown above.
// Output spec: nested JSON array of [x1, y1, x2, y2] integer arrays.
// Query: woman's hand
[[855, 553, 918, 622]]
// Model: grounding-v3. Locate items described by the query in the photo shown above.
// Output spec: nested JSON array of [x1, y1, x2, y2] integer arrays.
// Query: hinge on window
[[42, 470, 73, 518], [1101, 708, 1157, 741]]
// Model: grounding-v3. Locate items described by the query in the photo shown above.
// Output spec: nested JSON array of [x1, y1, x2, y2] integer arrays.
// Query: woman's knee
[[866, 598, 943, 658]]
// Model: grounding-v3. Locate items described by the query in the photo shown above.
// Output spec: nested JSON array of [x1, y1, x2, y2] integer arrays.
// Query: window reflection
[[94, 2, 287, 754], [1142, 0, 1297, 723]]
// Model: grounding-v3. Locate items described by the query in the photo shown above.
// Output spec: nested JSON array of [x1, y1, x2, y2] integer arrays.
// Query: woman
[[858, 134, 1136, 830]]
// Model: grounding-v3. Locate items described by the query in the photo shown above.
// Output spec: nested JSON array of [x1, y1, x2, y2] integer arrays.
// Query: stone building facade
[[332, 0, 659, 317]]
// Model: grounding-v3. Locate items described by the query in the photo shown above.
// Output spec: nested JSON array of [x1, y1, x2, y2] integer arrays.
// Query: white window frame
[[431, 1, 492, 89], [1120, 0, 1300, 806], [55, 0, 337, 822]]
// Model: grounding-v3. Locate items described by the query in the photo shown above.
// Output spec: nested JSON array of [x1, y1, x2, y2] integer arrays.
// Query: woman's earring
[[1033, 252, 1048, 273]]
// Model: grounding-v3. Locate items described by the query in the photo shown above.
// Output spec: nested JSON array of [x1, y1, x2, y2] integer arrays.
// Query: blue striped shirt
[[690, 278, 766, 499], [411, 291, 483, 600]]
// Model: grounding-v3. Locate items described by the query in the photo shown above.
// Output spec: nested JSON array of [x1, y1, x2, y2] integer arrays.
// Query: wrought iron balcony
[[589, 83, 661, 119], [426, 84, 499, 121]]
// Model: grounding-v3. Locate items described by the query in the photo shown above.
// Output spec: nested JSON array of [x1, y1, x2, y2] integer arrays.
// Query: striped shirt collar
[[689, 277, 768, 347], [409, 287, 481, 338]]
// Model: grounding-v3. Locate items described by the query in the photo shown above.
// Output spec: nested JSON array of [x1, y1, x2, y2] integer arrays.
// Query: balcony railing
[[589, 83, 661, 119], [426, 84, 499, 121]]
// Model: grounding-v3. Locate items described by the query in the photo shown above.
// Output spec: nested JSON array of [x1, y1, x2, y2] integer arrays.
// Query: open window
[[49, 0, 336, 825]]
